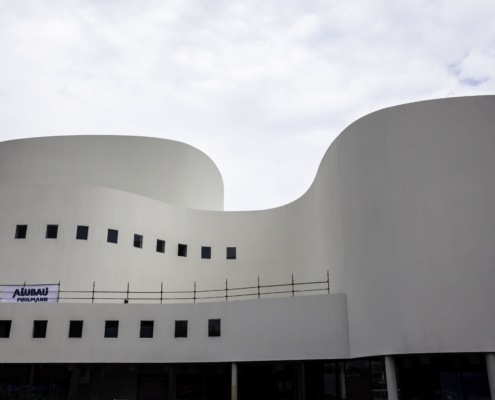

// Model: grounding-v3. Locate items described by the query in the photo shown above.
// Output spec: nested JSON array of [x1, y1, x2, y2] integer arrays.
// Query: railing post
[[9, 273, 331, 306], [327, 270, 330, 294]]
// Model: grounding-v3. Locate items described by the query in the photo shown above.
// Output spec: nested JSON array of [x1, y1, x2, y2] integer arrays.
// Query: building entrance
[[137, 375, 169, 400]]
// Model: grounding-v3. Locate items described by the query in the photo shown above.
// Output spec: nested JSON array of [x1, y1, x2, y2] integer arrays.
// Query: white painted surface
[[0, 96, 494, 362], [0, 295, 349, 363], [0, 136, 224, 211]]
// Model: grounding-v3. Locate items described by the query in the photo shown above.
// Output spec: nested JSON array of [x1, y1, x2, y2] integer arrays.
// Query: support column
[[485, 353, 495, 397], [385, 356, 399, 400], [168, 365, 176, 400], [27, 364, 35, 400], [68, 368, 81, 400], [338, 362, 346, 400], [231, 362, 238, 400], [98, 365, 106, 400], [300, 362, 306, 400]]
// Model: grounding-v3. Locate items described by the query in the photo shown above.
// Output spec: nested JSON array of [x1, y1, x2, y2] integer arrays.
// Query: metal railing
[[0, 271, 330, 304]]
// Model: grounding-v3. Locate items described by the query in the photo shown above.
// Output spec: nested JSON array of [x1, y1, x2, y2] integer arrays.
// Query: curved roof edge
[[0, 135, 225, 211], [251, 95, 495, 213]]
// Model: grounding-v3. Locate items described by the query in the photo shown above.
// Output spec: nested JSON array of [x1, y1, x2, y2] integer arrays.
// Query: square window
[[140, 321, 154, 338], [104, 321, 119, 338], [178, 244, 187, 257], [156, 239, 165, 253], [134, 234, 143, 249], [15, 225, 27, 239], [0, 321, 12, 338], [208, 319, 220, 337], [107, 229, 118, 244], [227, 247, 236, 260], [175, 321, 188, 338], [201, 246, 211, 259], [46, 225, 58, 239], [69, 321, 83, 338], [76, 226, 89, 240], [33, 321, 47, 338]]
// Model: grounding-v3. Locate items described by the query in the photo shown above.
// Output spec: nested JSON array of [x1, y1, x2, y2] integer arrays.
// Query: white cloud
[[0, 0, 494, 210], [458, 47, 495, 85]]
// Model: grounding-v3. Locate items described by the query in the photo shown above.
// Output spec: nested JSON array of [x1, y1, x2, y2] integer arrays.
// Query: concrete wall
[[0, 183, 331, 296], [0, 96, 495, 362], [0, 136, 224, 211], [0, 295, 349, 363], [331, 97, 495, 358]]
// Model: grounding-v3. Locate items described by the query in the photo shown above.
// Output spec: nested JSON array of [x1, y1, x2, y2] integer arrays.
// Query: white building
[[1, 95, 495, 400]]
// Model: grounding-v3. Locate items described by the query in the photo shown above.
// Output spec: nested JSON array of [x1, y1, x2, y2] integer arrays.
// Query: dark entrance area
[[0, 364, 70, 400], [238, 362, 299, 400], [175, 364, 230, 400], [397, 355, 490, 400], [0, 355, 490, 400], [305, 358, 387, 400], [137, 375, 169, 400]]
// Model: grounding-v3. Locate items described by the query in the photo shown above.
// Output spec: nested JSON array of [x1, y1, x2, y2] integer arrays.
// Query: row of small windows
[[0, 319, 220, 339], [15, 225, 237, 259]]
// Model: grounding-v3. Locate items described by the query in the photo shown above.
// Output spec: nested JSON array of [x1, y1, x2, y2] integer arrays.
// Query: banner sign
[[2, 285, 59, 303]]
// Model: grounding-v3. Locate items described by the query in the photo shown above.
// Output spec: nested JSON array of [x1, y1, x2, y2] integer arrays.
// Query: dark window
[[69, 321, 83, 338], [46, 225, 58, 239], [178, 244, 187, 257], [227, 247, 236, 260], [201, 246, 211, 259], [208, 319, 220, 337], [15, 225, 27, 239], [104, 321, 119, 338], [76, 226, 89, 240], [175, 321, 188, 338], [107, 229, 118, 244], [134, 234, 143, 249], [156, 239, 165, 253], [33, 321, 47, 338], [345, 359, 371, 378], [140, 321, 154, 338], [0, 321, 12, 338]]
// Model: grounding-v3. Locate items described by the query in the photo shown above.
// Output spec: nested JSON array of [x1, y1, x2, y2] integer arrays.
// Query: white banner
[[2, 285, 59, 303]]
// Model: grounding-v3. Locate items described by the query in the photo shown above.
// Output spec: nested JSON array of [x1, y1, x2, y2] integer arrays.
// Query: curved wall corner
[[0, 136, 224, 211], [322, 96, 495, 358]]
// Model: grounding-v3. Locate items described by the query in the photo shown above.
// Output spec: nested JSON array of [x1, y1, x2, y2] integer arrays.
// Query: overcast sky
[[1, 1, 494, 210]]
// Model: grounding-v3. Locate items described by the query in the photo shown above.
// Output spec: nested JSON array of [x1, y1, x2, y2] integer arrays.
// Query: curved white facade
[[1, 95, 495, 399], [0, 136, 224, 211]]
